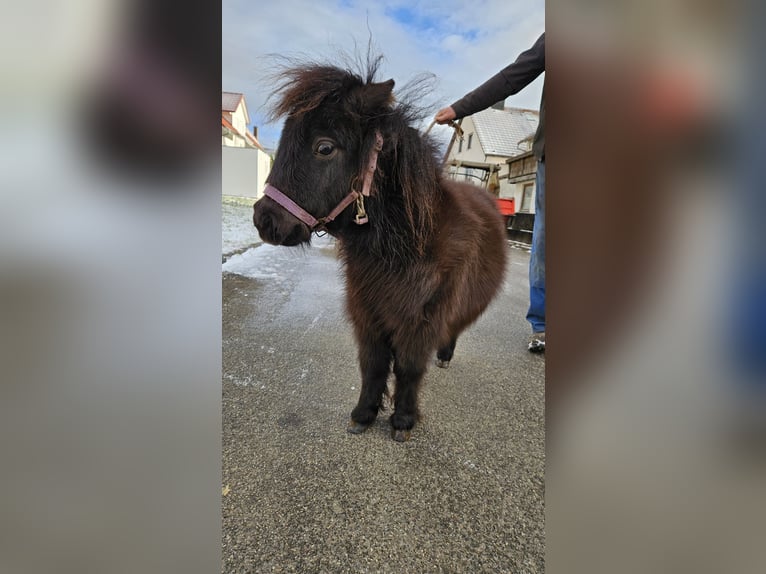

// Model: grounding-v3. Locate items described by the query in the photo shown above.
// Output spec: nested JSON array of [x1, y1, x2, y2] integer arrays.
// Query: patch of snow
[[222, 243, 287, 280], [312, 233, 337, 250], [222, 232, 337, 279], [222, 198, 261, 255]]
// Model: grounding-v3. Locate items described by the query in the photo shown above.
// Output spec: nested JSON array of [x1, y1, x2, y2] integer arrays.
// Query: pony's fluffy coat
[[257, 56, 507, 439]]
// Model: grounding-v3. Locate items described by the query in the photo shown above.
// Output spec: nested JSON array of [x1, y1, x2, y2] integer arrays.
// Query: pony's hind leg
[[348, 337, 392, 435], [436, 337, 457, 369]]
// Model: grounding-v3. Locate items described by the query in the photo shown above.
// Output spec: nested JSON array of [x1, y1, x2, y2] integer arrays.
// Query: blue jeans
[[526, 160, 545, 333]]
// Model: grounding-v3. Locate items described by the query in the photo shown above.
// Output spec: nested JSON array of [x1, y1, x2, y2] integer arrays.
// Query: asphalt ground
[[222, 239, 544, 573]]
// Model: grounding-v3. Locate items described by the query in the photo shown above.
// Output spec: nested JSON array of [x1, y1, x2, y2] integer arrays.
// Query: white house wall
[[256, 150, 271, 196], [451, 117, 487, 163], [222, 147, 272, 199], [230, 103, 249, 141], [222, 132, 246, 148], [507, 180, 536, 214]]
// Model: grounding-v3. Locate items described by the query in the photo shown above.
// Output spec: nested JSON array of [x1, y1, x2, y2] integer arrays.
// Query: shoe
[[528, 332, 545, 353]]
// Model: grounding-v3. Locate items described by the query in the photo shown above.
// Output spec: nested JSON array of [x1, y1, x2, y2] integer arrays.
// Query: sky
[[222, 0, 544, 151]]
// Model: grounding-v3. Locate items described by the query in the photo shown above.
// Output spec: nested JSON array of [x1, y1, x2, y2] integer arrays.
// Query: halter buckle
[[354, 195, 368, 225]]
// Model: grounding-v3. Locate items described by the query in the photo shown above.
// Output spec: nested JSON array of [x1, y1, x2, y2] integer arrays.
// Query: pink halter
[[263, 131, 384, 231]]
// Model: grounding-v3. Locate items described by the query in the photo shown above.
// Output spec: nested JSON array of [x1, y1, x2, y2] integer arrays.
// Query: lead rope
[[423, 118, 465, 140], [424, 118, 465, 167]]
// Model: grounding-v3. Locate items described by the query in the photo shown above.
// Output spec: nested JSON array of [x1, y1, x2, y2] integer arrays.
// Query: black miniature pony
[[253, 57, 507, 441]]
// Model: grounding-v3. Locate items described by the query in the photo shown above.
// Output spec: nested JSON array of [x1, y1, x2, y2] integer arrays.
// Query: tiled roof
[[471, 107, 539, 157], [222, 91, 244, 112]]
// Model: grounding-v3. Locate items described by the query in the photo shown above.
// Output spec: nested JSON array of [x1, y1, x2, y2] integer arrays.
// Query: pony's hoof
[[436, 359, 450, 369], [347, 420, 370, 435], [391, 429, 411, 442]]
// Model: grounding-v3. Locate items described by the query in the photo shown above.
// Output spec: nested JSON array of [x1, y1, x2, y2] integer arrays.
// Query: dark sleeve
[[451, 33, 545, 119]]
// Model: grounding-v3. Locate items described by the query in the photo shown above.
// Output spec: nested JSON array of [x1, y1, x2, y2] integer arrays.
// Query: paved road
[[222, 238, 544, 574]]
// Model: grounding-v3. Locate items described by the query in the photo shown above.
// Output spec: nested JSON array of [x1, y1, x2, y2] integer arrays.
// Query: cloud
[[223, 0, 544, 149]]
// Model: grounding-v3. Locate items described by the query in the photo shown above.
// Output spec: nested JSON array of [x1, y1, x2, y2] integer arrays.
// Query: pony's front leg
[[347, 336, 392, 435], [390, 354, 428, 442]]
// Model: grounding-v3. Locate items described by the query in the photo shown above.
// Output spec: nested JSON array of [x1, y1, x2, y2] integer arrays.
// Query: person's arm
[[436, 33, 545, 123]]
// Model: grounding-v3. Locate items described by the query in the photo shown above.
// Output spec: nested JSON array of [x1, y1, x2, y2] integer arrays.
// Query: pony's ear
[[355, 79, 395, 115]]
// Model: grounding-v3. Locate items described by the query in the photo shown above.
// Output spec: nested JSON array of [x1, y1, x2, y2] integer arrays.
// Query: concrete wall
[[222, 146, 272, 199]]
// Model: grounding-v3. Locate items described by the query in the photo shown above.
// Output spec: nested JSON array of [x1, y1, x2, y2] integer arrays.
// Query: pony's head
[[253, 63, 395, 246]]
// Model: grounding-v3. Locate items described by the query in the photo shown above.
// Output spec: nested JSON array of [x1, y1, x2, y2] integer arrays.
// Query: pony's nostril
[[266, 215, 282, 244], [259, 213, 273, 235], [254, 210, 272, 240]]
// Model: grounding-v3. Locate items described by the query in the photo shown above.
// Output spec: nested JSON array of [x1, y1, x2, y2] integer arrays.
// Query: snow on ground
[[222, 197, 261, 256], [222, 220, 337, 278], [222, 242, 292, 280]]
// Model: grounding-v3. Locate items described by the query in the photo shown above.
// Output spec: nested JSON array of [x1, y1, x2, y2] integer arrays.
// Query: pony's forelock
[[264, 48, 435, 125]]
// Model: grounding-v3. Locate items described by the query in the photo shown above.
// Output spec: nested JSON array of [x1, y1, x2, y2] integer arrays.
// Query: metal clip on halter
[[354, 194, 368, 225]]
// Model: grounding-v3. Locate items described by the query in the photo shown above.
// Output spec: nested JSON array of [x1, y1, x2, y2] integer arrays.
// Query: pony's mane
[[268, 50, 383, 121], [265, 51, 433, 125]]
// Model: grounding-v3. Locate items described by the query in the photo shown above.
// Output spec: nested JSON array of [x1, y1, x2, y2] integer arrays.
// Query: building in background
[[222, 91, 272, 199], [444, 104, 539, 214]]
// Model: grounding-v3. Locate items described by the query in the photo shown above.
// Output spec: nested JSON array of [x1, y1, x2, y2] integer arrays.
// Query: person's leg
[[527, 160, 545, 350]]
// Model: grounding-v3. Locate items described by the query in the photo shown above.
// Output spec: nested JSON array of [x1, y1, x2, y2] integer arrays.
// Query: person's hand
[[434, 106, 457, 124]]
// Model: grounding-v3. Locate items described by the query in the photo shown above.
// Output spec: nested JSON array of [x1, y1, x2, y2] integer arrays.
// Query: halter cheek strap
[[263, 130, 384, 232], [361, 131, 384, 198]]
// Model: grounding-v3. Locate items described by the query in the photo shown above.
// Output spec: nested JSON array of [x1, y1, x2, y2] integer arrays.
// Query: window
[[458, 138, 463, 153], [467, 133, 473, 150], [521, 183, 535, 212]]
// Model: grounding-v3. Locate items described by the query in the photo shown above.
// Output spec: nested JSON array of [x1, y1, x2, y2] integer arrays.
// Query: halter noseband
[[263, 131, 384, 232]]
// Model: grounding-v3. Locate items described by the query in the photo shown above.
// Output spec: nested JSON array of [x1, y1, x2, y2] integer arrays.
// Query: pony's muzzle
[[253, 197, 311, 246]]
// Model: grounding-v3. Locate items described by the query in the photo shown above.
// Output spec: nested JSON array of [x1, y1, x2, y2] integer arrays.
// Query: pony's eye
[[315, 141, 336, 157]]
